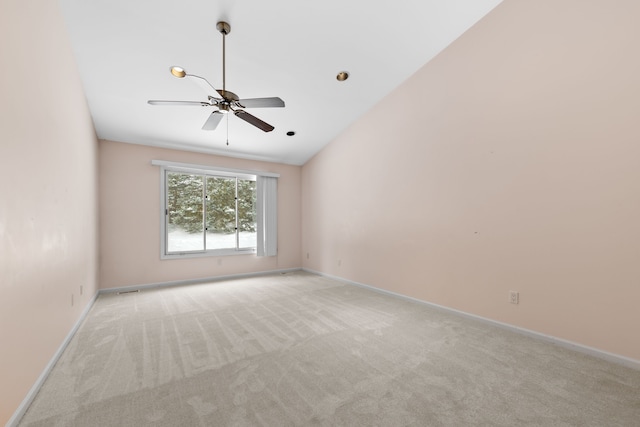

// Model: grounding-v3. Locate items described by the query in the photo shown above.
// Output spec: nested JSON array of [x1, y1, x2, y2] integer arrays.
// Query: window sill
[[161, 248, 257, 260]]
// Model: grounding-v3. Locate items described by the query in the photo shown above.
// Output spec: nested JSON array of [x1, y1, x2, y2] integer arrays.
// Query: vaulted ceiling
[[60, 0, 502, 165]]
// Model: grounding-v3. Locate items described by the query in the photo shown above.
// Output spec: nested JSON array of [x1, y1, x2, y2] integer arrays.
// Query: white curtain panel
[[257, 176, 278, 256]]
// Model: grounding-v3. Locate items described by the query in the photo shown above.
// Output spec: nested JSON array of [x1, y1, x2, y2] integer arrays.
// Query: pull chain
[[226, 114, 229, 146]]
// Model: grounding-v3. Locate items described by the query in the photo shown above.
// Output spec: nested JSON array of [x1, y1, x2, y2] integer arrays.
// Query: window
[[153, 160, 278, 259], [166, 171, 256, 254]]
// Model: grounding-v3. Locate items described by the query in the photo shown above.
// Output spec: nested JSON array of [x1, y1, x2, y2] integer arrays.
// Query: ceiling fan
[[148, 21, 284, 133]]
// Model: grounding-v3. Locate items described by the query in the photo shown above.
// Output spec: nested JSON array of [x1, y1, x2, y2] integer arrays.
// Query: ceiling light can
[[336, 71, 349, 81]]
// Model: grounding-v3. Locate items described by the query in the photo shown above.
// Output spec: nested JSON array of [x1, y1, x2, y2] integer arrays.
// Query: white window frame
[[152, 160, 279, 260]]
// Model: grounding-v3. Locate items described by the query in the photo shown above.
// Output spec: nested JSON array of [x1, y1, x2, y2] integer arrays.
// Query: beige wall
[[0, 1, 99, 423], [302, 0, 640, 361], [99, 140, 301, 289]]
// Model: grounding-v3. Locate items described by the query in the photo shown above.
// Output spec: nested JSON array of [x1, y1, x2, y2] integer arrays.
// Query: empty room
[[2, 0, 639, 425]]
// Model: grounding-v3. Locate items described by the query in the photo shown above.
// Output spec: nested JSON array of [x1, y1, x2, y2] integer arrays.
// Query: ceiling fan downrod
[[216, 21, 231, 93]]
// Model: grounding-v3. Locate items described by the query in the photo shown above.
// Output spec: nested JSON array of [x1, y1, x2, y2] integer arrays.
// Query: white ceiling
[[59, 0, 502, 165]]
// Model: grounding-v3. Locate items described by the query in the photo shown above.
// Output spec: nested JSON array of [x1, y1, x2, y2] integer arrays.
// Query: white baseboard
[[303, 268, 640, 371], [6, 291, 99, 427], [99, 268, 303, 295]]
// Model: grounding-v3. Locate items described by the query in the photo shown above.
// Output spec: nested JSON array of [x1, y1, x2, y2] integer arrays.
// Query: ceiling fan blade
[[202, 111, 224, 131], [147, 100, 211, 107], [185, 73, 222, 99], [237, 97, 285, 108], [234, 110, 274, 132]]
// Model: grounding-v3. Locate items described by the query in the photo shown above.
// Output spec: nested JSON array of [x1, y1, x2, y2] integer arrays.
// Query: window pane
[[167, 172, 204, 252], [206, 176, 236, 250], [237, 179, 257, 249]]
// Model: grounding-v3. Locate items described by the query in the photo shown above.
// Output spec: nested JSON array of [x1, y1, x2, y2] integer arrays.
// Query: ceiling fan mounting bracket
[[216, 21, 230, 35]]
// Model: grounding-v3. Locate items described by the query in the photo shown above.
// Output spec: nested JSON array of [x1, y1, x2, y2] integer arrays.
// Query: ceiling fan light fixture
[[336, 71, 349, 81], [170, 66, 186, 78]]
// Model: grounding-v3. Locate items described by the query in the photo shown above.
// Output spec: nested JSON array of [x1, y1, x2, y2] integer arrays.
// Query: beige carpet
[[19, 271, 640, 426]]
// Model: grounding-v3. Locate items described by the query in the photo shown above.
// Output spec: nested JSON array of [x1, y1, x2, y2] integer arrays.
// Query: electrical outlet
[[338, 259, 342, 266], [71, 294, 74, 307], [306, 252, 310, 259], [80, 285, 83, 296], [509, 291, 519, 305]]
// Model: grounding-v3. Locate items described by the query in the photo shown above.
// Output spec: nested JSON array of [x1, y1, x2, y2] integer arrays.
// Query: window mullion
[[202, 175, 207, 251], [235, 178, 239, 250]]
